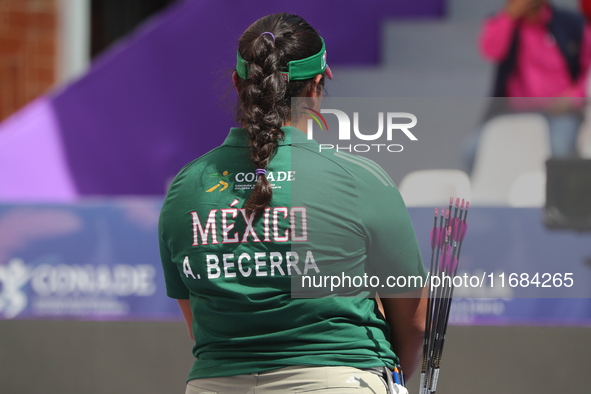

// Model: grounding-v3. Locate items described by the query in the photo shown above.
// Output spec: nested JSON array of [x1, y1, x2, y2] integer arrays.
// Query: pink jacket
[[479, 5, 591, 98]]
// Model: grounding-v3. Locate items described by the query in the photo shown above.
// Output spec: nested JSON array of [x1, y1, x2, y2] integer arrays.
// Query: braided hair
[[235, 13, 325, 214]]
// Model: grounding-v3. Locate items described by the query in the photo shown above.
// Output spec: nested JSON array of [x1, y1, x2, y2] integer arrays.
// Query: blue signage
[[0, 200, 180, 320], [1, 201, 590, 326]]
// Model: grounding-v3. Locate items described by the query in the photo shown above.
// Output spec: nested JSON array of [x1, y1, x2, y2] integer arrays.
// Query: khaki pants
[[185, 365, 389, 394]]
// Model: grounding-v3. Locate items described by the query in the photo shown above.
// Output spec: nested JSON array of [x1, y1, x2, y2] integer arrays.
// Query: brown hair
[[235, 13, 325, 213]]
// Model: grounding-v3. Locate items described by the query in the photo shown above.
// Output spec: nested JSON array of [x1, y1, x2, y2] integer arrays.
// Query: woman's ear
[[302, 74, 324, 111], [232, 71, 240, 94], [310, 74, 324, 97]]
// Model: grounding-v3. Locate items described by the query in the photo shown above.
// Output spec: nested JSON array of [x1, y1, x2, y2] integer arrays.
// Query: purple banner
[[47, 0, 444, 197], [0, 98, 78, 201]]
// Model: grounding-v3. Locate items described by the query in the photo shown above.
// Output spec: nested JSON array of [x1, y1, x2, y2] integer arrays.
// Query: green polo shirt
[[159, 127, 426, 381]]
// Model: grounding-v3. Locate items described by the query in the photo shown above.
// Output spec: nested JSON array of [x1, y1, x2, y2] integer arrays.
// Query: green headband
[[236, 37, 330, 82]]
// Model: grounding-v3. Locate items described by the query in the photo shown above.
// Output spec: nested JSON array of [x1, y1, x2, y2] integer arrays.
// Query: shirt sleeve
[[158, 205, 190, 300], [479, 11, 518, 62], [356, 161, 427, 294]]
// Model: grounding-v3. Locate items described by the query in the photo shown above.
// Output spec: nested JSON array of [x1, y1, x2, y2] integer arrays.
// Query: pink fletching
[[461, 199, 465, 209], [449, 196, 453, 205], [455, 197, 460, 208], [460, 222, 468, 241], [430, 228, 437, 249], [437, 227, 445, 248], [452, 218, 460, 240]]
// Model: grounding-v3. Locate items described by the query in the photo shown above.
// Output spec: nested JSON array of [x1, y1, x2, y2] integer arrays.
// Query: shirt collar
[[222, 126, 317, 146]]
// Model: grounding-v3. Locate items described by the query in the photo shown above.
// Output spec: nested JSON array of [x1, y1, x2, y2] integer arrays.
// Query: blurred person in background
[[465, 0, 591, 173]]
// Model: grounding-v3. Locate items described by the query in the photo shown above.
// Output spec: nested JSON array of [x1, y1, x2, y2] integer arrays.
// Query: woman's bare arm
[[379, 286, 428, 378]]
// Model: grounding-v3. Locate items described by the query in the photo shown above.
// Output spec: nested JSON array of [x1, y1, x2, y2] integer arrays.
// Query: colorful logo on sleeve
[[207, 171, 232, 192]]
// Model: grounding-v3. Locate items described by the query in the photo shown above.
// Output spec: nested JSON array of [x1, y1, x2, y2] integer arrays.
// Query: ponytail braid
[[236, 13, 324, 214]]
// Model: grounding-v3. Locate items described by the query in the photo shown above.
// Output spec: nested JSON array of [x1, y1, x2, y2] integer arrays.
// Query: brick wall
[[0, 0, 57, 121]]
